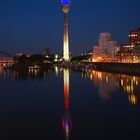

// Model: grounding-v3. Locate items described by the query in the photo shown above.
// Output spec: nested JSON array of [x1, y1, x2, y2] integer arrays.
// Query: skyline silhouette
[[0, 0, 140, 55]]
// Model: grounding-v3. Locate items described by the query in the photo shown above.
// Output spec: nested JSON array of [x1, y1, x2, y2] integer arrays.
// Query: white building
[[92, 33, 120, 62], [99, 33, 112, 53], [107, 41, 120, 59]]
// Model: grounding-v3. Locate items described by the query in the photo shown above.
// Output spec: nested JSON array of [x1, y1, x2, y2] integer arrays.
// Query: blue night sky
[[0, 0, 140, 55]]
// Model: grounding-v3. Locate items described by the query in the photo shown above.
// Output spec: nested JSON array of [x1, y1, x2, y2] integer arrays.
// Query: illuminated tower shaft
[[62, 3, 70, 61]]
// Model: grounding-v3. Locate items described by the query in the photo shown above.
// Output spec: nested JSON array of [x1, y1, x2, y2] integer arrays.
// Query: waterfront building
[[99, 33, 112, 54], [92, 46, 104, 62], [117, 44, 140, 63], [92, 33, 119, 62], [116, 49, 133, 63], [129, 27, 140, 47], [120, 44, 131, 51], [61, 0, 71, 61], [107, 41, 120, 59], [92, 46, 100, 58], [132, 45, 140, 62]]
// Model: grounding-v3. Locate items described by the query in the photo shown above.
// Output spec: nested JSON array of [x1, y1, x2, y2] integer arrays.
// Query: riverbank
[[89, 62, 140, 76], [7, 61, 140, 76], [8, 62, 53, 70]]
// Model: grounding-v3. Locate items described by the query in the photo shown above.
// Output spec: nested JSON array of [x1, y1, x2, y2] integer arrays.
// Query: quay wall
[[85, 62, 140, 76]]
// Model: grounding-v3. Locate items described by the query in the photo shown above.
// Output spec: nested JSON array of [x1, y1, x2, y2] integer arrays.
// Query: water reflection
[[0, 66, 4, 76], [62, 69, 72, 140], [82, 70, 140, 105], [1, 66, 61, 80], [1, 68, 50, 80], [1, 63, 140, 106], [1, 66, 73, 139], [0, 64, 6, 75], [0, 65, 140, 139]]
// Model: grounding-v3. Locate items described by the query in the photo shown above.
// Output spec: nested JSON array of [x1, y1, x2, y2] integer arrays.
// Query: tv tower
[[61, 0, 71, 61]]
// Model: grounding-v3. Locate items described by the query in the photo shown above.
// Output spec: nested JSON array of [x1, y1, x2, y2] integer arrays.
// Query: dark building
[[129, 27, 140, 47], [43, 47, 50, 56], [116, 49, 133, 62]]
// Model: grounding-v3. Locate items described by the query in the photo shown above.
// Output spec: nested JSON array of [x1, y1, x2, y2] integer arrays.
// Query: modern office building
[[61, 0, 71, 61], [92, 33, 119, 62], [99, 33, 112, 48], [107, 41, 119, 58], [129, 27, 140, 47], [98, 33, 112, 55]]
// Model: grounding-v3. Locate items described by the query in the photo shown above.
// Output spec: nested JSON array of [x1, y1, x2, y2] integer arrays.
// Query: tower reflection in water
[[82, 70, 140, 105], [0, 66, 4, 76], [62, 69, 72, 140]]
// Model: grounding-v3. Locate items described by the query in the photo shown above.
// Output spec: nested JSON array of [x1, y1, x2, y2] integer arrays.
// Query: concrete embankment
[[86, 62, 140, 76]]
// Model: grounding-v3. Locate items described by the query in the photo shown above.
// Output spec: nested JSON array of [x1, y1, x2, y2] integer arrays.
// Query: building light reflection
[[128, 95, 137, 105], [54, 66, 59, 76], [82, 70, 140, 105], [0, 66, 4, 75]]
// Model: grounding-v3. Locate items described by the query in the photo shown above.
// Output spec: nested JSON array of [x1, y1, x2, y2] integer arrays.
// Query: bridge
[[0, 51, 13, 57], [0, 51, 14, 67]]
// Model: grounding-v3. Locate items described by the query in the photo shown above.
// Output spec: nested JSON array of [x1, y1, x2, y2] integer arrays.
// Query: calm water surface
[[0, 66, 140, 140]]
